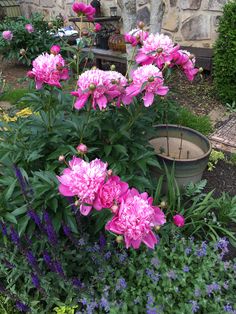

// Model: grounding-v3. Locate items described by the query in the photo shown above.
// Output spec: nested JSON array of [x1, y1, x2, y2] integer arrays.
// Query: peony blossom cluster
[[72, 69, 129, 110], [106, 188, 166, 249], [58, 156, 166, 249], [125, 65, 169, 107], [2, 30, 13, 41], [124, 28, 149, 47], [132, 32, 198, 81], [72, 2, 95, 21], [27, 52, 69, 89]]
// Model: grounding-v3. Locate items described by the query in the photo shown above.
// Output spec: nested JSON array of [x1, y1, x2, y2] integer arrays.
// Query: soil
[[203, 159, 236, 197], [0, 58, 29, 89]]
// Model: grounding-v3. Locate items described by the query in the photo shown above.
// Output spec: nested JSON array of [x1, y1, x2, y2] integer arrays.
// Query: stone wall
[[19, 0, 229, 48]]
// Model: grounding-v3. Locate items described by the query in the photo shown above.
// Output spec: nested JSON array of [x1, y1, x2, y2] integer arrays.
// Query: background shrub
[[213, 0, 236, 103]]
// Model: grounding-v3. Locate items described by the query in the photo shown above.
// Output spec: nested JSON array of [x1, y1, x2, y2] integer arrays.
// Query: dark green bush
[[213, 0, 236, 103]]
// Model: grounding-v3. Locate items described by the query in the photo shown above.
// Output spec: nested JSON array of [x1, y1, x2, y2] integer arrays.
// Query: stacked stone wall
[[19, 0, 229, 48]]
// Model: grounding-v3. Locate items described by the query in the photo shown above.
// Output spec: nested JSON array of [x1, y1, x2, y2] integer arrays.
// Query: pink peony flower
[[172, 50, 198, 81], [2, 30, 13, 41], [25, 24, 34, 33], [27, 53, 69, 89], [94, 23, 102, 32], [173, 214, 185, 227], [94, 176, 129, 210], [72, 2, 95, 21], [125, 65, 169, 107], [136, 33, 179, 69], [106, 188, 166, 249], [125, 28, 149, 47], [104, 71, 128, 107], [50, 45, 61, 55], [58, 157, 108, 216], [76, 143, 88, 154]]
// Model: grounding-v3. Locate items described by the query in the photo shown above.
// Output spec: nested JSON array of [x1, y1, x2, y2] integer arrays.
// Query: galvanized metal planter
[[149, 124, 212, 189]]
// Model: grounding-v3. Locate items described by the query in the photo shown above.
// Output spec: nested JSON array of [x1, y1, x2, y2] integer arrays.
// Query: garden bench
[[81, 47, 127, 68]]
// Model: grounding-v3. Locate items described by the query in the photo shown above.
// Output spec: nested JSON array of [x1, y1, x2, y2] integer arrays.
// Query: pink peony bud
[[50, 45, 61, 55], [72, 2, 86, 14], [25, 24, 34, 33], [94, 23, 102, 32], [27, 71, 35, 79], [76, 143, 88, 154], [173, 214, 185, 227], [2, 30, 13, 41]]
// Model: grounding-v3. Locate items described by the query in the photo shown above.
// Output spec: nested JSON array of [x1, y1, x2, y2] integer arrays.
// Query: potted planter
[[149, 124, 212, 189]]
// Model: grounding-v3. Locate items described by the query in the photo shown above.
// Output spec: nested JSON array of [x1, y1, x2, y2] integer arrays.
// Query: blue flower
[[194, 288, 201, 297], [100, 297, 110, 312], [185, 247, 192, 255], [167, 270, 177, 280], [189, 300, 200, 313], [116, 278, 127, 291], [224, 304, 234, 312], [183, 265, 190, 272], [31, 273, 40, 289], [151, 257, 160, 267], [15, 301, 30, 312], [195, 241, 207, 257], [146, 268, 160, 283], [104, 251, 112, 260], [206, 282, 220, 295]]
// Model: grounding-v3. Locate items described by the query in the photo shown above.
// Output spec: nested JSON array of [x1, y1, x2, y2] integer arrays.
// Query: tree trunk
[[149, 0, 165, 34], [117, 0, 137, 62]]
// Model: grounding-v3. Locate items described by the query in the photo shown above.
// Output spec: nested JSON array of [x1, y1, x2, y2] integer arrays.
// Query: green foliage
[[154, 99, 213, 135], [0, 88, 29, 105], [213, 0, 236, 103], [53, 305, 78, 314], [0, 294, 18, 314], [208, 149, 225, 171], [0, 13, 60, 65], [228, 152, 236, 166], [155, 167, 236, 243]]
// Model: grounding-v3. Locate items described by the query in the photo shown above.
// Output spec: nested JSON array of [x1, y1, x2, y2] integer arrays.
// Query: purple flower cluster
[[43, 211, 58, 246], [195, 241, 207, 257], [206, 282, 221, 295], [116, 277, 127, 291], [146, 268, 161, 283], [189, 300, 200, 313], [167, 270, 177, 280]]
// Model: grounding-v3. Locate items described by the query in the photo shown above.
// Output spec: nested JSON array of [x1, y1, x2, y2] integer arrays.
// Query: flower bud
[[111, 79, 117, 84], [48, 22, 53, 29], [111, 204, 118, 214], [116, 235, 123, 244], [173, 214, 185, 227], [160, 201, 167, 209], [89, 83, 96, 91], [74, 200, 80, 206], [138, 21, 145, 29], [128, 78, 133, 84], [148, 76, 154, 82], [107, 169, 113, 176], [91, 66, 97, 70], [20, 48, 26, 56], [198, 67, 204, 73], [154, 225, 161, 231], [157, 48, 163, 53], [189, 54, 195, 60], [110, 64, 116, 71], [58, 155, 65, 162], [56, 62, 63, 71], [76, 143, 88, 154]]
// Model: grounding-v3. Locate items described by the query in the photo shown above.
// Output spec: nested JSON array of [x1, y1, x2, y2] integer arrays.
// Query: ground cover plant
[[0, 1, 236, 313]]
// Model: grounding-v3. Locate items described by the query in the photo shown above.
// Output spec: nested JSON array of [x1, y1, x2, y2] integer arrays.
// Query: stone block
[[180, 0, 202, 10], [204, 0, 227, 11], [137, 0, 148, 6], [170, 0, 177, 7], [181, 15, 211, 40], [137, 6, 150, 25], [163, 8, 180, 32], [40, 0, 53, 7]]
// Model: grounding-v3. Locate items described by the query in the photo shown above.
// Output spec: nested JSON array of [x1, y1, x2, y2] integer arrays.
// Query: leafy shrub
[[0, 13, 60, 65], [208, 149, 225, 171], [213, 1, 236, 103]]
